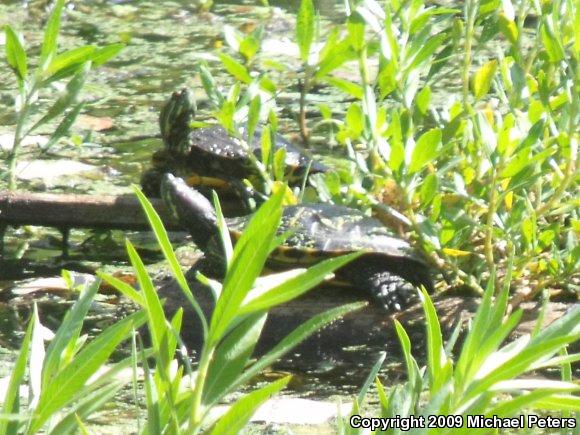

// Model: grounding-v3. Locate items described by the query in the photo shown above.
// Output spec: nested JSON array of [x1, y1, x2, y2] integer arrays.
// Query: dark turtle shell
[[225, 204, 424, 268], [159, 88, 325, 179], [162, 174, 434, 311]]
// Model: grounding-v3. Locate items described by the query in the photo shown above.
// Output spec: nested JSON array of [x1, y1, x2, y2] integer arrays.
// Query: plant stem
[[7, 98, 30, 190], [298, 74, 311, 146], [535, 93, 579, 217], [484, 167, 498, 277], [189, 345, 215, 433], [461, 0, 477, 109]]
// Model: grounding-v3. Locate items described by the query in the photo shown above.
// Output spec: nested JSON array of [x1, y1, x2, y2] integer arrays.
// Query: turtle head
[[161, 173, 218, 249], [159, 88, 195, 154]]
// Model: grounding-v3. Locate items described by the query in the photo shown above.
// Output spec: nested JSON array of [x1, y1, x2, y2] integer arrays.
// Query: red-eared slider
[[163, 174, 433, 311], [142, 88, 326, 199]]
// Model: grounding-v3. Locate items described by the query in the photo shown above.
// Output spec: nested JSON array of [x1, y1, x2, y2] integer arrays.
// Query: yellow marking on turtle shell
[[185, 174, 229, 188]]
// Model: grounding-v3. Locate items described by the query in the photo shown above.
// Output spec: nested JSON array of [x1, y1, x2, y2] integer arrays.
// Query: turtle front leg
[[341, 258, 432, 312], [363, 271, 420, 312]]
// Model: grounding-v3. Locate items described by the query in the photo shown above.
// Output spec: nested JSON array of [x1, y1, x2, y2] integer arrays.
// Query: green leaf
[[500, 146, 531, 178], [407, 128, 441, 174], [345, 103, 364, 138], [31, 311, 146, 433], [4, 26, 27, 83], [39, 0, 65, 68], [141, 341, 161, 435], [210, 377, 290, 435], [0, 304, 35, 435], [540, 20, 564, 63], [97, 271, 145, 306], [217, 53, 251, 83], [421, 288, 450, 394], [213, 191, 233, 268], [394, 319, 421, 395], [47, 382, 124, 435], [419, 172, 438, 206], [45, 46, 95, 77], [31, 61, 91, 133], [260, 124, 272, 171], [226, 302, 366, 396], [208, 187, 285, 344], [41, 279, 100, 393], [239, 252, 362, 315], [416, 86, 431, 115], [407, 33, 446, 71], [315, 42, 356, 79], [347, 12, 365, 52], [324, 77, 364, 99], [203, 313, 267, 406], [133, 185, 208, 339], [239, 30, 261, 61], [197, 62, 224, 108], [41, 102, 84, 151], [90, 43, 124, 66], [498, 13, 518, 46], [296, 0, 315, 62], [273, 148, 286, 181], [472, 60, 498, 100], [357, 352, 386, 405], [247, 95, 261, 145], [125, 239, 167, 356], [575, 5, 580, 55]]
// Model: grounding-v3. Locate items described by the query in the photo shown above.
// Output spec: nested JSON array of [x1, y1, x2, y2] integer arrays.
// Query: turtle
[[141, 88, 326, 200], [162, 174, 433, 311]]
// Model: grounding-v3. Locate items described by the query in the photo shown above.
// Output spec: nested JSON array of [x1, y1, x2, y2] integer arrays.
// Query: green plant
[[99, 184, 365, 433], [341, 279, 579, 434], [0, 275, 147, 434], [2, 0, 123, 190], [301, 0, 578, 301]]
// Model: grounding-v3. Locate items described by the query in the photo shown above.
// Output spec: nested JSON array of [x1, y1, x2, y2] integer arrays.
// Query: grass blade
[[210, 377, 290, 435], [133, 185, 208, 339], [0, 304, 35, 435]]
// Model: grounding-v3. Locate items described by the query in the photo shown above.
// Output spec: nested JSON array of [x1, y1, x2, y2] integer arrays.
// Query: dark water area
[[0, 0, 390, 401]]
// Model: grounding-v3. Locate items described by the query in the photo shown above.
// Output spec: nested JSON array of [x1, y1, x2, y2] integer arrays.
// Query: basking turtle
[[142, 88, 326, 198], [163, 174, 433, 311]]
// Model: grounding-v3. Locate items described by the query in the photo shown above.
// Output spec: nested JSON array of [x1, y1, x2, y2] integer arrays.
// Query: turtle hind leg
[[365, 271, 419, 312], [341, 257, 431, 312]]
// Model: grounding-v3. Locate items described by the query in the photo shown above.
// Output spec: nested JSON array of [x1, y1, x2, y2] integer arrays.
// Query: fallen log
[[0, 190, 180, 232]]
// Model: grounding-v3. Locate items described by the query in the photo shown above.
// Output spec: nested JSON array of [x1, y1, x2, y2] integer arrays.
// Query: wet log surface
[[0, 190, 180, 231]]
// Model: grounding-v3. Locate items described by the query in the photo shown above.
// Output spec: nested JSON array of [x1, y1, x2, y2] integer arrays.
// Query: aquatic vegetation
[[340, 278, 579, 434], [203, 0, 578, 305], [2, 0, 123, 190], [0, 0, 577, 431], [99, 185, 364, 433]]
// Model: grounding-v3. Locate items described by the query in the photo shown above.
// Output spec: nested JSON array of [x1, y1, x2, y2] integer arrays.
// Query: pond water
[[0, 0, 399, 415]]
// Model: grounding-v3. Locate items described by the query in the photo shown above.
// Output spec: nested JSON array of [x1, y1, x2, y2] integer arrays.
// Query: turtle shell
[[182, 126, 320, 180], [159, 89, 325, 180], [225, 204, 422, 268]]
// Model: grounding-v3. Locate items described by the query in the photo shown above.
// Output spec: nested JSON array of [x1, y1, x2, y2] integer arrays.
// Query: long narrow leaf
[[133, 185, 208, 339], [39, 0, 65, 68], [239, 252, 362, 315], [0, 304, 35, 435], [210, 377, 290, 435], [209, 187, 285, 344], [4, 26, 27, 83], [41, 279, 100, 393], [31, 311, 145, 432], [221, 302, 366, 404], [203, 313, 267, 406]]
